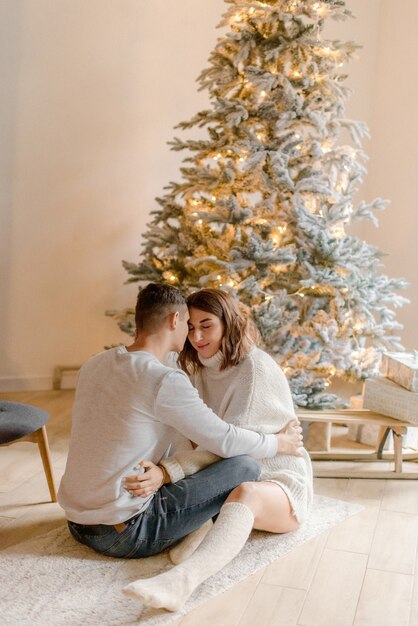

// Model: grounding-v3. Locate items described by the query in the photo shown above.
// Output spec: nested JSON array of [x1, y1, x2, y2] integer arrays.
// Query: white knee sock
[[169, 518, 213, 565], [122, 502, 254, 612]]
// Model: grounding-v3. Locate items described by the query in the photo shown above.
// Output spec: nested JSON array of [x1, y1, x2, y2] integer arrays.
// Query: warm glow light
[[197, 219, 203, 226], [260, 90, 267, 98], [211, 195, 217, 202], [163, 271, 178, 284], [292, 70, 302, 79], [332, 225, 345, 239], [305, 196, 317, 212], [312, 2, 328, 17], [270, 226, 286, 245], [271, 225, 287, 244], [315, 45, 340, 61], [248, 7, 255, 15]]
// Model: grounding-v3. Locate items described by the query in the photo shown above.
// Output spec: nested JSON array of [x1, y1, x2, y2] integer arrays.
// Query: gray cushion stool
[[0, 401, 57, 502]]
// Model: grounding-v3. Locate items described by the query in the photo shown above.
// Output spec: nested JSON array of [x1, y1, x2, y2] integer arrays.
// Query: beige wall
[[363, 0, 418, 351], [0, 0, 416, 390]]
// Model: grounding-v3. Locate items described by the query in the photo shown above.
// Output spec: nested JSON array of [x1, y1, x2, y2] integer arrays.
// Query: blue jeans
[[68, 455, 260, 558]]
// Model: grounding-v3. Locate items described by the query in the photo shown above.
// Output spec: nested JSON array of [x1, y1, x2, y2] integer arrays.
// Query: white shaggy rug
[[0, 495, 362, 625]]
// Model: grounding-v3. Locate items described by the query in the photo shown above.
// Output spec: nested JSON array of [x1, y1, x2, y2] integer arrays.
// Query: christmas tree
[[110, 0, 408, 408]]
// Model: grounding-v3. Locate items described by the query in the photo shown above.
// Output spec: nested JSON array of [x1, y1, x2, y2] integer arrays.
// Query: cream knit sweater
[[160, 347, 313, 523]]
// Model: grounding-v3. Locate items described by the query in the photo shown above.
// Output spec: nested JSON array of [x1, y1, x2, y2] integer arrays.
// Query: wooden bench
[[296, 409, 418, 479]]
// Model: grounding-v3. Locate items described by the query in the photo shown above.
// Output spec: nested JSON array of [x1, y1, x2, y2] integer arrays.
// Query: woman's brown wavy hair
[[178, 289, 260, 373]]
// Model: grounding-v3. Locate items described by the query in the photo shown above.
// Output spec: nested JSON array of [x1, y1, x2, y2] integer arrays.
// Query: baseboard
[[0, 372, 78, 392], [0, 376, 52, 392]]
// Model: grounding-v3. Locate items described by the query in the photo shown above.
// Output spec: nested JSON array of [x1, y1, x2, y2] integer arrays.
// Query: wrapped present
[[346, 395, 388, 446], [350, 394, 364, 410], [347, 394, 363, 441], [304, 422, 331, 451], [363, 377, 418, 424], [351, 423, 388, 447], [382, 351, 418, 392]]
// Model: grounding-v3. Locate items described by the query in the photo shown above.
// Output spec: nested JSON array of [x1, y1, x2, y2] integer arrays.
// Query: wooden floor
[[1, 390, 418, 626]]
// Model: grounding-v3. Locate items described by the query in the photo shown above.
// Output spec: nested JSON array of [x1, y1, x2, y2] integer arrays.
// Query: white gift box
[[382, 351, 418, 393], [363, 377, 418, 424], [347, 423, 388, 447], [346, 394, 390, 447], [304, 422, 331, 451]]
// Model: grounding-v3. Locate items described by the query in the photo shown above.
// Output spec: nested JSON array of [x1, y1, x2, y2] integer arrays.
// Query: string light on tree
[[312, 2, 329, 17], [112, 0, 408, 409]]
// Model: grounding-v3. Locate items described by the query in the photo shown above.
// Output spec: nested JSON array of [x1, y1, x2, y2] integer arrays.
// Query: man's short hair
[[135, 283, 187, 332]]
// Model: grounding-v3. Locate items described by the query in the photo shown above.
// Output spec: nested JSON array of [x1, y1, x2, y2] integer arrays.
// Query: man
[[58, 283, 297, 559]]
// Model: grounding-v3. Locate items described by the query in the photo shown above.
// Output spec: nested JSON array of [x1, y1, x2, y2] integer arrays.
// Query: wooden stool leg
[[36, 426, 57, 502], [393, 430, 403, 474], [376, 427, 390, 459]]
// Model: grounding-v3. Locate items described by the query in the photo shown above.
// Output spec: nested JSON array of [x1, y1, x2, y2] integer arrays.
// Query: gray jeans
[[68, 454, 260, 558]]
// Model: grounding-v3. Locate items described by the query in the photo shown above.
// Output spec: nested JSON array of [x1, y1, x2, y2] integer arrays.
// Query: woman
[[123, 289, 313, 611]]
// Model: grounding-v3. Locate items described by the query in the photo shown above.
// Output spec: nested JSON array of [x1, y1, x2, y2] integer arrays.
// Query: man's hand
[[275, 419, 304, 457], [123, 460, 164, 498]]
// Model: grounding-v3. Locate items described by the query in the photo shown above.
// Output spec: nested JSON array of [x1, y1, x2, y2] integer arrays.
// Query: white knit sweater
[[160, 347, 313, 523]]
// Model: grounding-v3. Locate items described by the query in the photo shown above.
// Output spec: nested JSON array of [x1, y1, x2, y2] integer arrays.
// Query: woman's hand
[[123, 460, 164, 498], [275, 419, 304, 457]]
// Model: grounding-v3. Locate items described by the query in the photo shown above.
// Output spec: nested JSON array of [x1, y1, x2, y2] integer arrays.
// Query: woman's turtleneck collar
[[198, 350, 224, 370]]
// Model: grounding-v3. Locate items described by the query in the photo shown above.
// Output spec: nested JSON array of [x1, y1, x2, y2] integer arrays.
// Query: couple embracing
[[58, 283, 313, 611]]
